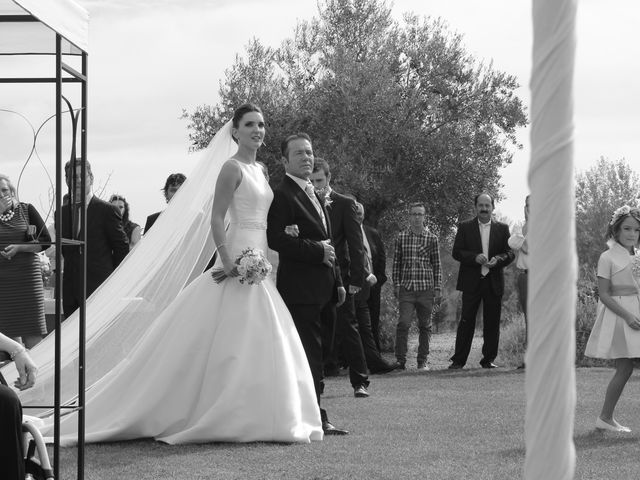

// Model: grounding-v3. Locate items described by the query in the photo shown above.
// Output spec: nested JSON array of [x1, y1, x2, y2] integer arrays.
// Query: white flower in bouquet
[[211, 247, 272, 286], [236, 247, 272, 285]]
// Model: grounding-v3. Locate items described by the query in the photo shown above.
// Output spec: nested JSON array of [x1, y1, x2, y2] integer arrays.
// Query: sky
[[2, 0, 639, 226]]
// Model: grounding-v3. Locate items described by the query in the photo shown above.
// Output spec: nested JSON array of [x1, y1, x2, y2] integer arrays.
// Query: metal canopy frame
[[1, 8, 88, 480]]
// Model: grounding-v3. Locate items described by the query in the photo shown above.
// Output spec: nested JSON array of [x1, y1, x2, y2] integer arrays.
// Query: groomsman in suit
[[267, 133, 349, 435], [60, 159, 130, 318], [143, 173, 186, 234], [310, 159, 371, 397], [449, 193, 514, 369], [361, 208, 388, 351], [508, 194, 530, 369], [353, 202, 398, 374]]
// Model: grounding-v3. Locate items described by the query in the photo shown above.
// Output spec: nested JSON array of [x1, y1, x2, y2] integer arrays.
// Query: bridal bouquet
[[211, 247, 272, 285]]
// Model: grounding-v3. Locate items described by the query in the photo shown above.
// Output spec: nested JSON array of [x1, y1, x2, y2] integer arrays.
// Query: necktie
[[480, 222, 490, 276], [72, 204, 82, 239], [304, 182, 327, 231], [361, 225, 373, 273]]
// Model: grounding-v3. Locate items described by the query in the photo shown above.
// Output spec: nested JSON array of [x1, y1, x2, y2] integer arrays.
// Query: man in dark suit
[[353, 202, 398, 374], [267, 133, 348, 435], [60, 159, 129, 318], [143, 173, 186, 234], [310, 159, 372, 396], [361, 209, 388, 351], [449, 192, 514, 369]]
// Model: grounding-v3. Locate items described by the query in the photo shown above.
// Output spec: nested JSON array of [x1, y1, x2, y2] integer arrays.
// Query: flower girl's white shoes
[[595, 417, 631, 433]]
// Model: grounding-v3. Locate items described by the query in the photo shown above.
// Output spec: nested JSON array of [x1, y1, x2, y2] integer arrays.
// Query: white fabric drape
[[2, 122, 236, 418], [525, 0, 577, 478], [0, 0, 88, 54]]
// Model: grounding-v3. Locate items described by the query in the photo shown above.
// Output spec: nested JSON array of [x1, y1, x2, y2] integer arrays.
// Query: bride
[[52, 104, 323, 444]]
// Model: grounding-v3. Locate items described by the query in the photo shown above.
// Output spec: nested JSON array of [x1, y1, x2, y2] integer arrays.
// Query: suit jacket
[[143, 211, 162, 234], [363, 224, 387, 287], [59, 196, 130, 303], [267, 176, 341, 306], [325, 190, 366, 289], [452, 216, 514, 296]]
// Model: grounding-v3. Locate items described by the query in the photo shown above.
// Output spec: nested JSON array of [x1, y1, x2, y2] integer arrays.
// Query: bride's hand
[[284, 224, 299, 238], [223, 263, 239, 277]]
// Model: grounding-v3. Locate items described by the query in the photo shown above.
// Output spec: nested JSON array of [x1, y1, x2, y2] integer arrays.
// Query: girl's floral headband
[[610, 205, 640, 225]]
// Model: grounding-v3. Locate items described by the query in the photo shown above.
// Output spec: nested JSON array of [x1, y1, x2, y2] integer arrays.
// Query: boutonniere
[[323, 195, 333, 208]]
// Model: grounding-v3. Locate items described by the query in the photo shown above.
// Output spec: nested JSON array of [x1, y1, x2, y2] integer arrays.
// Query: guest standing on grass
[[59, 159, 129, 318], [585, 205, 640, 433], [309, 159, 371, 398], [110, 194, 141, 250], [353, 202, 398, 374], [392, 202, 442, 371], [0, 174, 51, 349], [144, 173, 186, 234], [508, 194, 529, 369], [361, 208, 388, 351], [449, 193, 513, 370]]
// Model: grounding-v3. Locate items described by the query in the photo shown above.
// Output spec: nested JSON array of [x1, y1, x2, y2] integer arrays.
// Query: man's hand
[[337, 286, 346, 306], [13, 350, 37, 391], [366, 273, 377, 286], [322, 240, 336, 267], [475, 253, 488, 265], [348, 284, 361, 295], [486, 257, 498, 268], [434, 289, 442, 305]]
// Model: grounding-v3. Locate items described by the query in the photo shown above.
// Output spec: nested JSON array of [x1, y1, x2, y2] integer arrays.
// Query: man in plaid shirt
[[392, 202, 442, 370]]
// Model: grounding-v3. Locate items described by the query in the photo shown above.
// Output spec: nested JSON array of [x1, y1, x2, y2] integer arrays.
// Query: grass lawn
[[53, 362, 640, 479]]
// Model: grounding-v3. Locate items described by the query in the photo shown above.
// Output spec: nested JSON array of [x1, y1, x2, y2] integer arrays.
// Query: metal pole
[[77, 50, 88, 480], [53, 32, 62, 480]]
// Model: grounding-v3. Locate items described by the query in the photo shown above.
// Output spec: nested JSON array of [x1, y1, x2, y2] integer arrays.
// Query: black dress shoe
[[370, 361, 401, 374], [448, 363, 464, 370], [481, 362, 499, 369], [322, 421, 349, 435]]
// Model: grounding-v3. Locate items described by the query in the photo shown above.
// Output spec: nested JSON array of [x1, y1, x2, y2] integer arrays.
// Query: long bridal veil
[[2, 121, 236, 413]]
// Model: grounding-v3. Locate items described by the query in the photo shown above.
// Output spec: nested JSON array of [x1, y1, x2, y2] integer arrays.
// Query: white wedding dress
[[54, 159, 323, 444]]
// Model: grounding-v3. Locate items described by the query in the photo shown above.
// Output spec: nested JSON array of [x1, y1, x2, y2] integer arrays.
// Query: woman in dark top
[[109, 194, 141, 250], [0, 174, 51, 348]]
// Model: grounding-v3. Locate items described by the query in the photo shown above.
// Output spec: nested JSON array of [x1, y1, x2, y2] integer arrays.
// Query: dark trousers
[[0, 385, 24, 480], [325, 293, 369, 389], [516, 270, 528, 342], [288, 303, 332, 422], [450, 279, 503, 366], [367, 284, 383, 351], [354, 284, 391, 372]]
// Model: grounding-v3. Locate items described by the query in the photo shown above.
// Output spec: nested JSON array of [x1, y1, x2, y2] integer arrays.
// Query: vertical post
[[53, 32, 62, 480], [525, 1, 577, 479], [77, 50, 88, 480]]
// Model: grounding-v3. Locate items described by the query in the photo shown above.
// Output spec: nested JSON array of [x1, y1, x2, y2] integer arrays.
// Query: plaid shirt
[[392, 228, 442, 291]]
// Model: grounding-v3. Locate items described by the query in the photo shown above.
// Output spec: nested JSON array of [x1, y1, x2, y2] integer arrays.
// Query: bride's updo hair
[[232, 103, 263, 128]]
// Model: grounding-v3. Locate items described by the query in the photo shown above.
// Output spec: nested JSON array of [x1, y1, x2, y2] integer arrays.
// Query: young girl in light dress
[[585, 205, 640, 433]]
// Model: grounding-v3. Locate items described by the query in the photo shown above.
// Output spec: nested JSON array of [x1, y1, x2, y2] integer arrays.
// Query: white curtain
[[525, 0, 577, 478]]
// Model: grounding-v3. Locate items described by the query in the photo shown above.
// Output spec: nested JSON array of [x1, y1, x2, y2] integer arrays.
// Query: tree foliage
[[575, 157, 640, 270], [182, 0, 527, 233]]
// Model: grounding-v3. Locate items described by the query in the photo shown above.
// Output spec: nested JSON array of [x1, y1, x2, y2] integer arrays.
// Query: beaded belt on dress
[[230, 221, 267, 230]]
